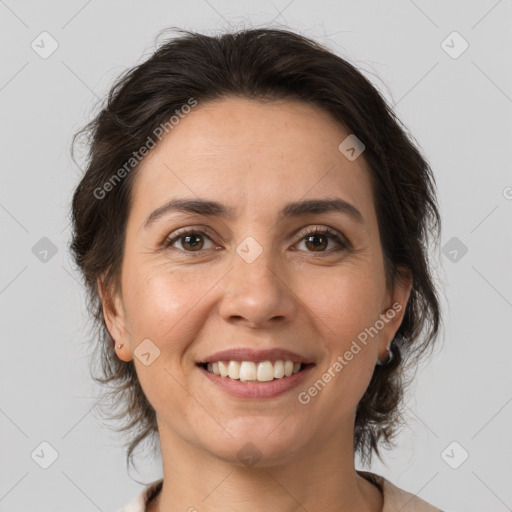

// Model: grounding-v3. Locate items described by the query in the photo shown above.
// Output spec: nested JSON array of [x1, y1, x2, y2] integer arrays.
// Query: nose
[[218, 242, 297, 329]]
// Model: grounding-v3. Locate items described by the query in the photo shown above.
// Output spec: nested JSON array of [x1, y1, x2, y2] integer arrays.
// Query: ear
[[378, 267, 413, 360], [96, 275, 133, 362]]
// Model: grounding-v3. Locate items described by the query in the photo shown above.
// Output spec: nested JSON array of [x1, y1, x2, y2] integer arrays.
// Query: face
[[100, 97, 411, 466]]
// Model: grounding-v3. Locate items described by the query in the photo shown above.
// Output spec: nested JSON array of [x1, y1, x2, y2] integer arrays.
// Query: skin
[[99, 97, 412, 512]]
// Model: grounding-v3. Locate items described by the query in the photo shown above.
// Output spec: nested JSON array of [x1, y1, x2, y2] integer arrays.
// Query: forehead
[[130, 97, 377, 231]]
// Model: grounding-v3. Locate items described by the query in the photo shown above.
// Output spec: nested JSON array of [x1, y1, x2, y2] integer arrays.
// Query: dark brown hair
[[70, 27, 442, 471]]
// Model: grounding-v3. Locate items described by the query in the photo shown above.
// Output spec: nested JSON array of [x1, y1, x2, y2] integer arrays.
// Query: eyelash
[[162, 226, 348, 256]]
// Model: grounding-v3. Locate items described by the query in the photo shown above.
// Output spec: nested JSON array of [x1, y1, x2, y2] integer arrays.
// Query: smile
[[198, 360, 310, 382], [197, 360, 315, 399]]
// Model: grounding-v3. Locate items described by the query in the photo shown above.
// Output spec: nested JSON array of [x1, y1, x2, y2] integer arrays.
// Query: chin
[[200, 418, 309, 467]]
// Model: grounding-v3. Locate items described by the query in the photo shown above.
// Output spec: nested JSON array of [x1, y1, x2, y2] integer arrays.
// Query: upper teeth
[[205, 360, 302, 381]]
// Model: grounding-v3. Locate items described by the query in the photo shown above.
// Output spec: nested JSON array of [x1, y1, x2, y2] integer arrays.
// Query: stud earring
[[116, 343, 124, 349]]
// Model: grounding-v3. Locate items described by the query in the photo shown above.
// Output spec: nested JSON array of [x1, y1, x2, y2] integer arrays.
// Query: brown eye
[[304, 233, 329, 251], [179, 233, 204, 251], [296, 227, 347, 253], [163, 229, 215, 253]]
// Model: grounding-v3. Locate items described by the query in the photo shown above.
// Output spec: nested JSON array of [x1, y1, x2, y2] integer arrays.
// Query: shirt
[[119, 470, 443, 511]]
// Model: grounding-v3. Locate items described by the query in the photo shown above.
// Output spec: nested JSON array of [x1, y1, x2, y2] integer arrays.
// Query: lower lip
[[198, 364, 315, 399]]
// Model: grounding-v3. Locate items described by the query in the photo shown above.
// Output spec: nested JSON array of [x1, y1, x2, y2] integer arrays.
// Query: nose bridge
[[218, 232, 295, 325], [233, 232, 283, 292]]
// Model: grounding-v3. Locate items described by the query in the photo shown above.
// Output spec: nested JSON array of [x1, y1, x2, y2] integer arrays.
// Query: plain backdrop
[[1, 1, 511, 511]]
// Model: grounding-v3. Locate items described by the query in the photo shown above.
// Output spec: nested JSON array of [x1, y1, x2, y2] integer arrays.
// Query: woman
[[70, 27, 443, 511]]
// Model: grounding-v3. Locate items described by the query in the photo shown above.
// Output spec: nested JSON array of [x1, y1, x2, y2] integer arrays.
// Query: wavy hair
[[69, 27, 442, 471]]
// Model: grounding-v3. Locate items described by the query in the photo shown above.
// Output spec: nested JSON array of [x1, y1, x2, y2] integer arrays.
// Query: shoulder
[[118, 479, 163, 512], [357, 470, 444, 512]]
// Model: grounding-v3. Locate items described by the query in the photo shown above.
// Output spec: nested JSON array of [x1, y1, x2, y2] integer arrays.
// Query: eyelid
[[167, 225, 217, 240]]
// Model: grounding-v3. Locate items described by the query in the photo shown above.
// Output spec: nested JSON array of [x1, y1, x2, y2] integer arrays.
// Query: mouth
[[195, 360, 315, 382], [196, 359, 315, 399]]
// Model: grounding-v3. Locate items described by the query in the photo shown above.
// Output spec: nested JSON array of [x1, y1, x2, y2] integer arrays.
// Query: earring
[[116, 343, 124, 349], [376, 340, 394, 366]]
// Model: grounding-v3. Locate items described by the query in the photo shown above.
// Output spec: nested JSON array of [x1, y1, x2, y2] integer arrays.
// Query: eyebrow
[[143, 197, 364, 229]]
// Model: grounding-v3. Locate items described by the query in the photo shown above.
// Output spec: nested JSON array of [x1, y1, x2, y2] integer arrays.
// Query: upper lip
[[198, 348, 315, 364]]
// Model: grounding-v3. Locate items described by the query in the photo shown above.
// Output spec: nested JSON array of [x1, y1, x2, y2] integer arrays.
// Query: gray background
[[1, 1, 511, 511]]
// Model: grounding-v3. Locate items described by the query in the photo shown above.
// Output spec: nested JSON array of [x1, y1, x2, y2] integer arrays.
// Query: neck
[[147, 424, 383, 512]]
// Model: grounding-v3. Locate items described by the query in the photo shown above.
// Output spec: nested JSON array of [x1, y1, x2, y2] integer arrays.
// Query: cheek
[[294, 263, 383, 398], [296, 260, 384, 340], [120, 263, 215, 420], [123, 260, 210, 338]]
